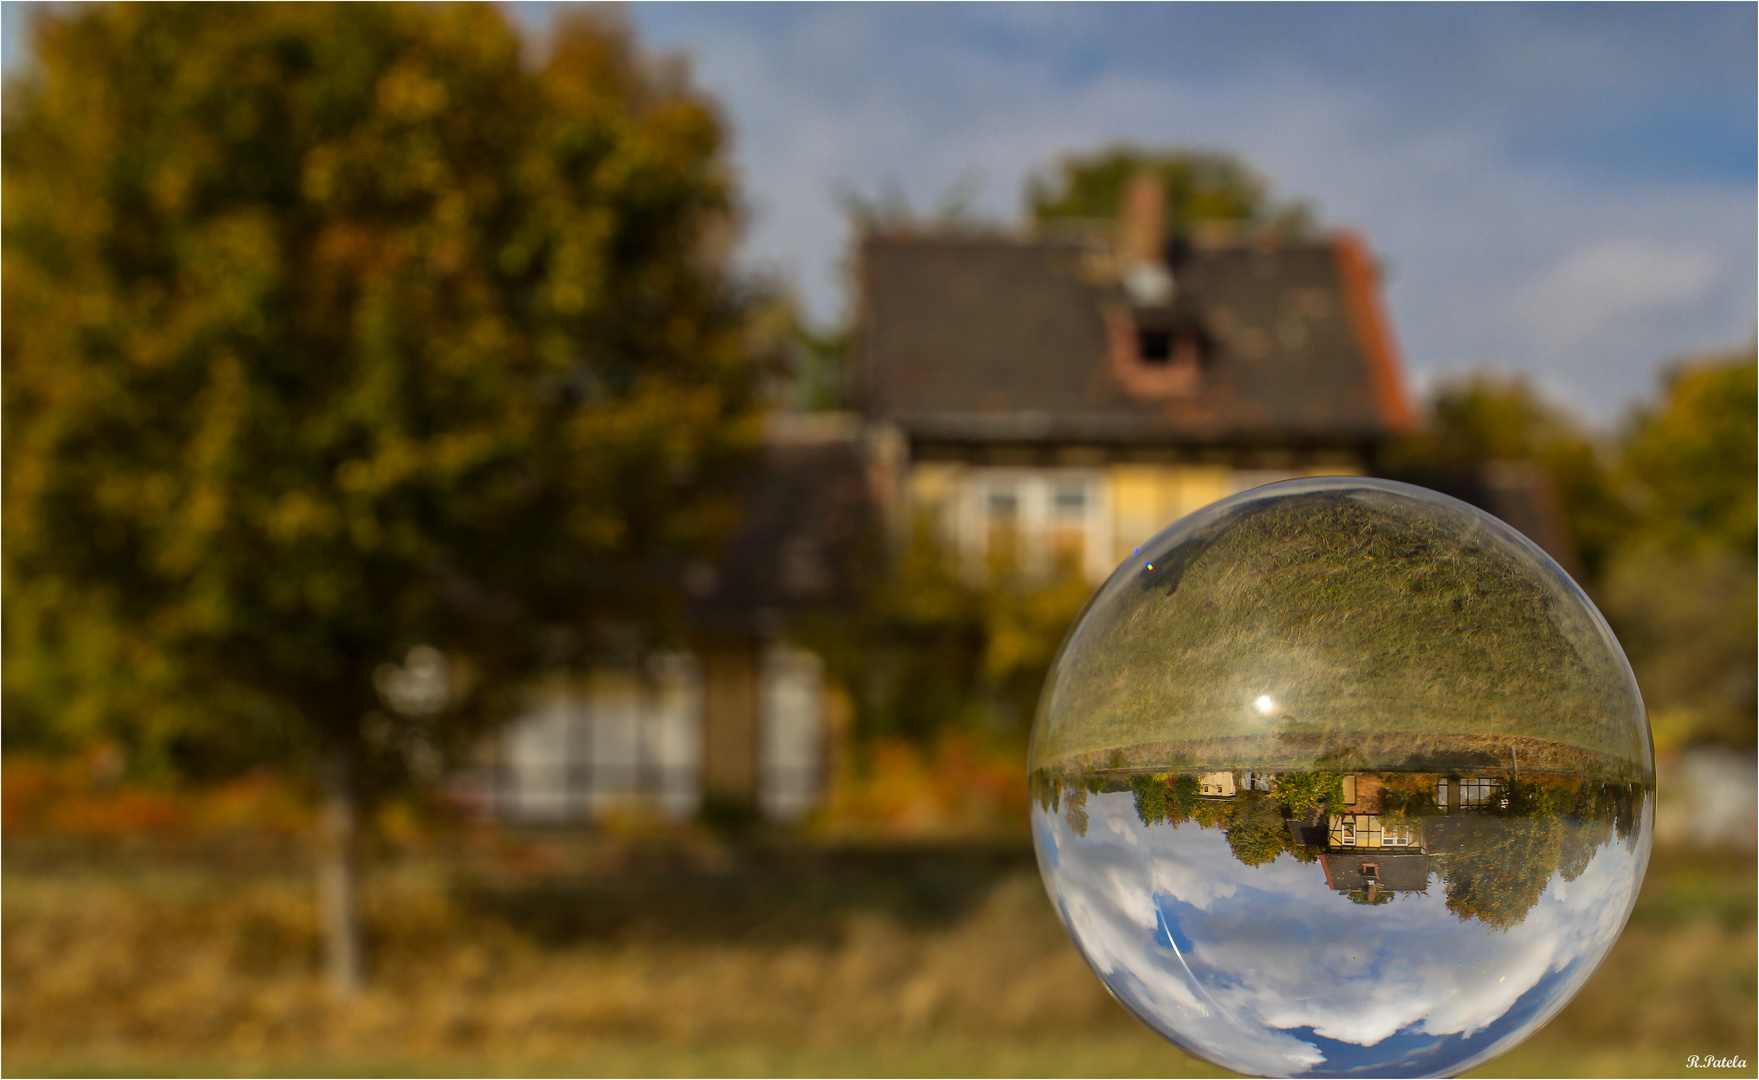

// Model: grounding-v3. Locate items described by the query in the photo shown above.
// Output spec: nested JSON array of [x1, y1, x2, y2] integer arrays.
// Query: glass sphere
[[1029, 477, 1653, 1079]]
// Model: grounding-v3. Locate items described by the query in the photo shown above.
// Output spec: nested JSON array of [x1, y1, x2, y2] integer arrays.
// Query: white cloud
[[1522, 241, 1721, 354]]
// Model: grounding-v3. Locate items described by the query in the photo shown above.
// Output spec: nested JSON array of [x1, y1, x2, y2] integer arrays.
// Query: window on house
[[1137, 328, 1172, 364], [1384, 823, 1414, 847], [985, 485, 1019, 568], [958, 469, 1106, 584], [1460, 778, 1501, 808], [1341, 820, 1357, 845], [1049, 481, 1090, 569], [1361, 863, 1380, 879], [496, 655, 703, 823], [759, 645, 824, 823], [1137, 324, 1207, 371]]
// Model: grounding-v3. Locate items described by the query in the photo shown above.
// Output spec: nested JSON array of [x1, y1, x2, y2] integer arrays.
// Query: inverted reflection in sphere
[[1028, 478, 1653, 1079]]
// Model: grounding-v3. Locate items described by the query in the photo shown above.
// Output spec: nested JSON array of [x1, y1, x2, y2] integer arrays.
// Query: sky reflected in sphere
[[1028, 478, 1653, 1079]]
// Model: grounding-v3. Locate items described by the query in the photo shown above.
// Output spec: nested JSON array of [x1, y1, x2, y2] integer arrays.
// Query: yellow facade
[[907, 459, 1365, 584], [1107, 465, 1233, 562], [1198, 771, 1237, 797]]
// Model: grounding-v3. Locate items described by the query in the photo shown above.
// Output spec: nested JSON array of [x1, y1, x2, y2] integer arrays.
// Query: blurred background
[[2, 3, 1752, 1077]]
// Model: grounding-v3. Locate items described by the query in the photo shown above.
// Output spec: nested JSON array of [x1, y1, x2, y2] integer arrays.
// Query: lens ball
[[1029, 477, 1653, 1079]]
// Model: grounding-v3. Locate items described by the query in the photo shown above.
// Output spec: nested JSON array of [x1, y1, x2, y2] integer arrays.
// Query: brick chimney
[[1117, 170, 1171, 306], [1116, 170, 1164, 267]]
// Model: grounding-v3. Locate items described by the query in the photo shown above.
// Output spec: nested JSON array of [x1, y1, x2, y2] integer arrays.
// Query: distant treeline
[[1034, 767, 1646, 930]]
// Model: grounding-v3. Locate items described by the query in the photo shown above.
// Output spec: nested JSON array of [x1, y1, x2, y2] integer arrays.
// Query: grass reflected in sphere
[[1028, 478, 1654, 1079]]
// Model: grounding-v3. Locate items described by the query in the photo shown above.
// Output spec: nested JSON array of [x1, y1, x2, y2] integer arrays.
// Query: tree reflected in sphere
[[1029, 478, 1653, 1079]]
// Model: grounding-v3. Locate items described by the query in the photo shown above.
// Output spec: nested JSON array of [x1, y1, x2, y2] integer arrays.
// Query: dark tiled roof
[[1321, 850, 1433, 894], [854, 232, 1411, 444], [688, 417, 877, 633]]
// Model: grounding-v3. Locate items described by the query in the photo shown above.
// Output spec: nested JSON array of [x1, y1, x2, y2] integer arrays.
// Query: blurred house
[[461, 415, 887, 825], [682, 413, 891, 820], [1654, 745, 1756, 851], [852, 174, 1414, 583], [476, 177, 1573, 826]]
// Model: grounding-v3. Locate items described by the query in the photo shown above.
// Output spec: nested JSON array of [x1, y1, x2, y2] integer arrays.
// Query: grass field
[[3, 830, 1751, 1078], [1036, 484, 1649, 774]]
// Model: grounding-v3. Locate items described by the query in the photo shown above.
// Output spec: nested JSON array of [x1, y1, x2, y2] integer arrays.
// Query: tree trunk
[[316, 742, 364, 998]]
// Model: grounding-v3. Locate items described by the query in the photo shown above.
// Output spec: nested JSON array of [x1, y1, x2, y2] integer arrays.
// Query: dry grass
[[4, 832, 1753, 1078], [2, 836, 1142, 1073]]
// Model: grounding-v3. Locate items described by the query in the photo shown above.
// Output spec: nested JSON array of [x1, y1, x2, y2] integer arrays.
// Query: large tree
[[1598, 352, 1757, 748], [1379, 374, 1632, 584], [3, 4, 758, 994], [1436, 814, 1563, 931], [1224, 792, 1289, 868], [1027, 145, 1314, 236]]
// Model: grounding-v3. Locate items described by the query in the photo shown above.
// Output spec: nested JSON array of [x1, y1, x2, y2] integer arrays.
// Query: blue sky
[[6, 3, 1752, 423], [598, 2, 1758, 424]]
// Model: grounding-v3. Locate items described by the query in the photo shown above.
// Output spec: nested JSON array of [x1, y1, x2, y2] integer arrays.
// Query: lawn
[[1035, 485, 1650, 777], [3, 830, 1750, 1078]]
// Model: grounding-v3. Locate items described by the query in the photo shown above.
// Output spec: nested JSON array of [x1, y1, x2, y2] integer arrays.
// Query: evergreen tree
[[1028, 145, 1313, 236]]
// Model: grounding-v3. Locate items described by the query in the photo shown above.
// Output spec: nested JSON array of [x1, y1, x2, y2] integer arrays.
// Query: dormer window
[[1137, 328, 1173, 364], [1111, 307, 1209, 398], [1136, 325, 1207, 369]]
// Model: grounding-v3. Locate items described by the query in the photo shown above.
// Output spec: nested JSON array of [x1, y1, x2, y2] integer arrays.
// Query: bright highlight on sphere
[[1028, 478, 1653, 1080]]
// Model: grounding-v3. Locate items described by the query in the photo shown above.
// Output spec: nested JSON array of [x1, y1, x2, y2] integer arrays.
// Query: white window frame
[[955, 467, 1111, 582], [497, 653, 703, 823], [758, 642, 825, 823]]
